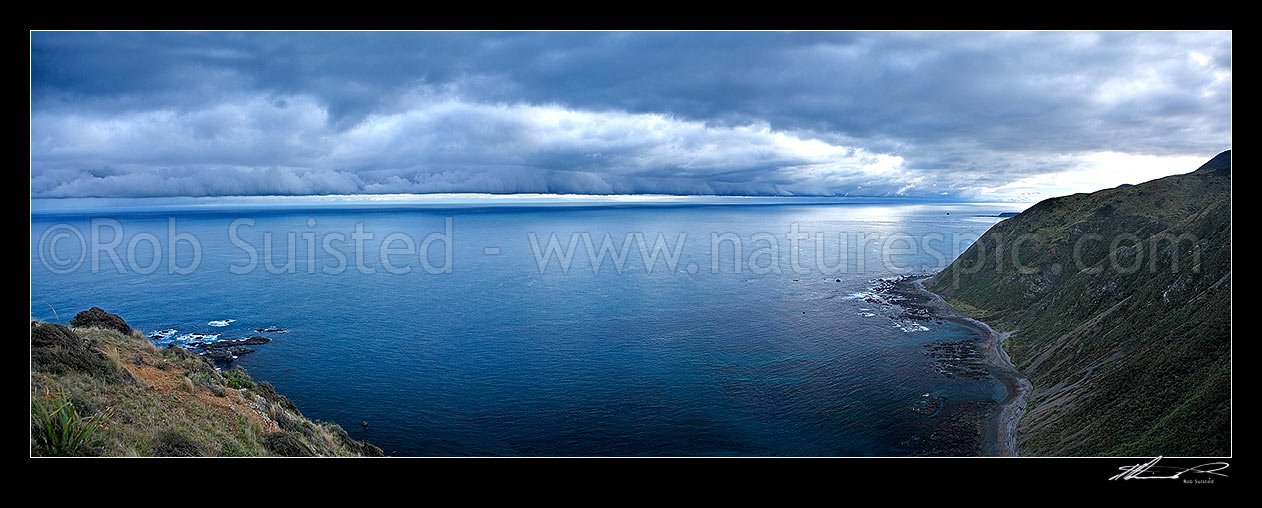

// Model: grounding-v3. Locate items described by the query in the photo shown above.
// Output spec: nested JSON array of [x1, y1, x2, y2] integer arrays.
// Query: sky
[[30, 31, 1231, 202]]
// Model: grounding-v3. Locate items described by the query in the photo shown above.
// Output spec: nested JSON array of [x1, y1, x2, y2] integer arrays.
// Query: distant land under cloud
[[30, 31, 1231, 202]]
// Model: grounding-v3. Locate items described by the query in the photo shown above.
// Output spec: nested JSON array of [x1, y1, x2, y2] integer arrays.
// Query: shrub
[[69, 307, 133, 335], [153, 430, 202, 457], [224, 367, 255, 389], [31, 323, 130, 382], [263, 431, 313, 457], [219, 440, 247, 457]]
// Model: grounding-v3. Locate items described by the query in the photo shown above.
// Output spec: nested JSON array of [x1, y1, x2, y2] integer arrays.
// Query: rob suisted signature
[[1109, 456, 1229, 481]]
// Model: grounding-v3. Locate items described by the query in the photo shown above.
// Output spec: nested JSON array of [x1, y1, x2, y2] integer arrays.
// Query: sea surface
[[30, 198, 1020, 456]]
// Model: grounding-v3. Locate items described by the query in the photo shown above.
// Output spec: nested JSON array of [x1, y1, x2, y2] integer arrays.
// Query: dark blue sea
[[30, 198, 1017, 456]]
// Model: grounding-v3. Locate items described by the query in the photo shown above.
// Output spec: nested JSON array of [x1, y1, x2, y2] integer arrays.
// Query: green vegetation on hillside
[[30, 309, 383, 457], [927, 150, 1231, 456]]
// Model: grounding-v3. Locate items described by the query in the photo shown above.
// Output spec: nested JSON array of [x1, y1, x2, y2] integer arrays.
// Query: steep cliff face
[[31, 308, 383, 457], [927, 151, 1231, 456]]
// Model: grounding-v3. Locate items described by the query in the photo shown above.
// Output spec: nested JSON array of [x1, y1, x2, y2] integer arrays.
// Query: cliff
[[30, 308, 382, 457], [926, 151, 1231, 456]]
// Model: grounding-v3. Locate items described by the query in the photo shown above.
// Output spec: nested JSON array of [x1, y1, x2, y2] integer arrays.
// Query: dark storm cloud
[[30, 31, 1231, 200]]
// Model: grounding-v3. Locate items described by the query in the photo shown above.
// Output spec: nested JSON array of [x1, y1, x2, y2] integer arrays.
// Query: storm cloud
[[30, 31, 1231, 201]]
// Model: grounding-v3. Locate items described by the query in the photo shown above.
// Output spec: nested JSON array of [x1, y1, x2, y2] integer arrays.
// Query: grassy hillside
[[30, 309, 383, 457], [927, 150, 1231, 456]]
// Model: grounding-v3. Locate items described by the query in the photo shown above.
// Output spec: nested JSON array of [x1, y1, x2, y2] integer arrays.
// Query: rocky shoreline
[[880, 274, 1031, 457]]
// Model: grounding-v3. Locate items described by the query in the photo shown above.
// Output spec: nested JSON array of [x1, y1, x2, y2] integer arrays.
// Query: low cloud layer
[[31, 31, 1231, 201]]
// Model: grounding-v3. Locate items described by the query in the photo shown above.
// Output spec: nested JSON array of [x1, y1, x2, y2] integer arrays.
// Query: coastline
[[901, 276, 1031, 457]]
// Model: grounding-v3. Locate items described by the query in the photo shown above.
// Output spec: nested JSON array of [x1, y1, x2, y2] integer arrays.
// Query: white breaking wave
[[894, 322, 930, 333], [173, 332, 220, 342]]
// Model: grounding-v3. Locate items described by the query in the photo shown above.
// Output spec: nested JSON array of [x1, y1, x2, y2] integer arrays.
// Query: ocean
[[30, 198, 1017, 456]]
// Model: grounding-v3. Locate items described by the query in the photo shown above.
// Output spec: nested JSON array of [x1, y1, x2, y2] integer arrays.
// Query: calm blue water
[[30, 201, 1014, 456]]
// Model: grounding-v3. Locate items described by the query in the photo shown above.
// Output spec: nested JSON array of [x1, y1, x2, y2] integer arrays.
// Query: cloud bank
[[30, 31, 1232, 201]]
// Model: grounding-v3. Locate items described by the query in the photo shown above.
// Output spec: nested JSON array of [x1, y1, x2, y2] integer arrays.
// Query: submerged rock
[[924, 340, 988, 380], [201, 347, 257, 363], [912, 395, 945, 416], [202, 336, 271, 348]]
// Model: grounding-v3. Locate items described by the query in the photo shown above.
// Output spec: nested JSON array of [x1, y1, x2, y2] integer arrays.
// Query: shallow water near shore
[[31, 200, 1016, 456]]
